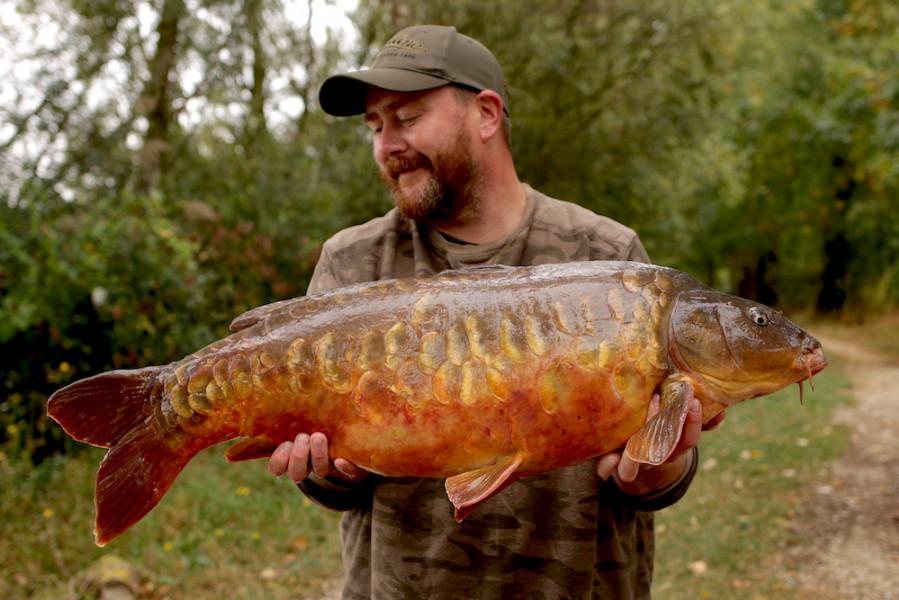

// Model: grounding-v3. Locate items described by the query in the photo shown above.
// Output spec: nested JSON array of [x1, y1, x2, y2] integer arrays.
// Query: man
[[269, 25, 718, 599]]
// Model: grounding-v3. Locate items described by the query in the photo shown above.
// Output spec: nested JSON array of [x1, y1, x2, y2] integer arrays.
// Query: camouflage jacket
[[298, 185, 697, 599]]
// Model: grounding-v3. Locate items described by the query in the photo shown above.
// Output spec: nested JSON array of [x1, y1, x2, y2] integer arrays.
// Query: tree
[[689, 0, 899, 311], [0, 0, 389, 461]]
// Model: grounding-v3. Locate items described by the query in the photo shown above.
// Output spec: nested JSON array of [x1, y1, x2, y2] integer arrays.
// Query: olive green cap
[[319, 25, 509, 117]]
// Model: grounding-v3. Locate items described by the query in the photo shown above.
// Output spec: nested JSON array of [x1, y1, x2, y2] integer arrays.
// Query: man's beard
[[379, 129, 481, 225]]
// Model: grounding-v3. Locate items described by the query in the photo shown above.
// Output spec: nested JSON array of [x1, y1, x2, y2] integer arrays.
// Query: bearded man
[[268, 25, 718, 600]]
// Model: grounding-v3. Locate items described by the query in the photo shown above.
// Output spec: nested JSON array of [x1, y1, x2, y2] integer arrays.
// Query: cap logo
[[381, 33, 428, 54]]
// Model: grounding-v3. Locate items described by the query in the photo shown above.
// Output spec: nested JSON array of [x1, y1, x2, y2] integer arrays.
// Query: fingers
[[268, 432, 327, 482], [279, 432, 333, 481], [678, 398, 703, 452], [616, 452, 640, 483], [596, 452, 621, 480], [268, 439, 294, 478], [606, 393, 659, 483], [287, 433, 313, 482], [269, 432, 369, 484], [309, 432, 332, 478], [334, 458, 367, 482]]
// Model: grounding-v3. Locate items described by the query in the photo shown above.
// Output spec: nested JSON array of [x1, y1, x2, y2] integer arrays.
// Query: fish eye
[[749, 307, 769, 326]]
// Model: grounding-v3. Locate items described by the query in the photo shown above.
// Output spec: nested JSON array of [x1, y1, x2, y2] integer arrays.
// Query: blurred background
[[3, 0, 897, 458], [1, 0, 896, 597]]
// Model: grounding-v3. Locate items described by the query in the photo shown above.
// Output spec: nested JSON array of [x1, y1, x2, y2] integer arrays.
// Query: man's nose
[[374, 123, 407, 158]]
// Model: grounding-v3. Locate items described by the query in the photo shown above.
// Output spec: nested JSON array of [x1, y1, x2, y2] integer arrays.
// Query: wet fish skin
[[47, 261, 827, 546]]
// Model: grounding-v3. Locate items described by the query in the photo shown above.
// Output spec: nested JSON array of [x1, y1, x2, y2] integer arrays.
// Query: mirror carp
[[48, 261, 827, 546]]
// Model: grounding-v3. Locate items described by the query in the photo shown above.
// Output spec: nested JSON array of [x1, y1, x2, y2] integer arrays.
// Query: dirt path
[[782, 335, 899, 599]]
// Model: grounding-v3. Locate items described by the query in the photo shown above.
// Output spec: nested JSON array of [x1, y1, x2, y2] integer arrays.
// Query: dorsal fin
[[229, 297, 306, 331]]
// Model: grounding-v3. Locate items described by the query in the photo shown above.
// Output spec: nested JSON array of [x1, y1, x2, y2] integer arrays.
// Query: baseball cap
[[319, 25, 509, 117]]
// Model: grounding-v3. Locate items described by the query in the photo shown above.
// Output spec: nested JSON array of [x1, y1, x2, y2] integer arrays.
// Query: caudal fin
[[48, 367, 196, 546]]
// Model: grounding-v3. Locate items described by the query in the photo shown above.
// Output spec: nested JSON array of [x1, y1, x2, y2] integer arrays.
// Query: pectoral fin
[[445, 452, 525, 522], [625, 378, 694, 465]]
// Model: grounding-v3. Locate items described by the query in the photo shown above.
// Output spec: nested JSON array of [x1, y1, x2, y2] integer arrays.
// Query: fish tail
[[48, 367, 160, 448], [48, 367, 196, 546], [93, 420, 191, 546]]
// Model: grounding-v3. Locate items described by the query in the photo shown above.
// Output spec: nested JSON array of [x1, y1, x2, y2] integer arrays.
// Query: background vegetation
[[1, 0, 896, 596]]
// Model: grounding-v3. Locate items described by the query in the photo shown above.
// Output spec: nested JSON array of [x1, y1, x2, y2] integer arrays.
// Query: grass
[[6, 313, 891, 599], [1, 446, 342, 599]]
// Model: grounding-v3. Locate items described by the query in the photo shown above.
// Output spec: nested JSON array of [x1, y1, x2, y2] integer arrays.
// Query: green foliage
[[1, 191, 191, 458], [0, 188, 317, 461], [683, 0, 899, 309]]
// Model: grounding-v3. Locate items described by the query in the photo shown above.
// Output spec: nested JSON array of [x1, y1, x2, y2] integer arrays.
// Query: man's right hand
[[268, 432, 369, 484]]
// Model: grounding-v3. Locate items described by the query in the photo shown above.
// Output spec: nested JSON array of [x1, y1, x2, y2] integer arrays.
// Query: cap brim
[[319, 68, 450, 116]]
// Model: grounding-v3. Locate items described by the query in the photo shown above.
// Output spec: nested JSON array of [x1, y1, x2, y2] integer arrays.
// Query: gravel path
[[782, 335, 899, 599]]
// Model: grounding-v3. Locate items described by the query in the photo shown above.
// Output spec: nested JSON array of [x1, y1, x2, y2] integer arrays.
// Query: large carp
[[48, 261, 826, 546]]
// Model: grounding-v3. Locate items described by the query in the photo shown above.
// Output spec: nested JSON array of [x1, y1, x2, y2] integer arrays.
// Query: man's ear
[[474, 90, 504, 143]]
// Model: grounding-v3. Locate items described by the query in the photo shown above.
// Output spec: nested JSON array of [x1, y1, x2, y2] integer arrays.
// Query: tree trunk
[[139, 0, 185, 193], [244, 0, 270, 146]]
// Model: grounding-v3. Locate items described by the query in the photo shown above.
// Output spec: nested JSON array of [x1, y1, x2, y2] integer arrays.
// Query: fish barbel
[[48, 261, 827, 546]]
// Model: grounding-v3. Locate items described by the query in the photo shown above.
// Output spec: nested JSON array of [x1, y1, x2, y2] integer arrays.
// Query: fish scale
[[47, 260, 827, 546]]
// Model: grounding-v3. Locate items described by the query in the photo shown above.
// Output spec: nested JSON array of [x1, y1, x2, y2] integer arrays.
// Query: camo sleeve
[[614, 447, 699, 512], [296, 473, 377, 512]]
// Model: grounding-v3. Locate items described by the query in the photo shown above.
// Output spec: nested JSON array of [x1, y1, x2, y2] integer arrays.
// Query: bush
[[0, 189, 316, 463]]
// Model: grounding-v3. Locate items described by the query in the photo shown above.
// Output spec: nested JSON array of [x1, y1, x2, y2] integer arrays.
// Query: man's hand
[[596, 395, 725, 495], [268, 432, 369, 484]]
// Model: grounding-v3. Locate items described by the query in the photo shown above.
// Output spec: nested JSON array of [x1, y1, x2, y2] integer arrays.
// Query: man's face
[[364, 86, 482, 224]]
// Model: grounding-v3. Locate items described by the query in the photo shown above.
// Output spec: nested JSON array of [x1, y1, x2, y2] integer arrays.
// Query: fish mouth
[[797, 336, 828, 378], [795, 336, 828, 404]]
